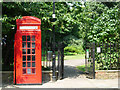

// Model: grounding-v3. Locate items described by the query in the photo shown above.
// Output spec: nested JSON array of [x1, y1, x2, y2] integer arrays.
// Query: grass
[[76, 64, 93, 72], [76, 65, 85, 72], [42, 54, 85, 61], [64, 54, 85, 60], [76, 62, 100, 72]]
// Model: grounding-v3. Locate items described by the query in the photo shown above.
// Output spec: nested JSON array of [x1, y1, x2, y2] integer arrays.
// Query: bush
[[64, 40, 85, 55], [64, 37, 85, 55], [64, 45, 85, 55], [64, 52, 78, 55], [64, 46, 79, 53]]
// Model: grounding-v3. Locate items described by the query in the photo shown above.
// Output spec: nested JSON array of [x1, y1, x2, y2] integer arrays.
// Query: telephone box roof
[[16, 16, 41, 25]]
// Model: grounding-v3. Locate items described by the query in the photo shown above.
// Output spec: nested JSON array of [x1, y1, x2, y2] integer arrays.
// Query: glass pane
[[27, 42, 30, 48], [32, 68, 35, 74], [23, 69, 26, 74], [22, 36, 26, 41], [27, 36, 30, 41], [32, 55, 35, 61], [27, 68, 31, 74], [22, 42, 26, 48], [27, 55, 31, 61], [32, 36, 35, 41], [27, 49, 30, 54], [22, 49, 26, 54], [23, 56, 26, 61], [32, 43, 35, 48], [32, 62, 35, 67], [27, 62, 31, 67], [32, 49, 35, 54], [23, 62, 26, 67]]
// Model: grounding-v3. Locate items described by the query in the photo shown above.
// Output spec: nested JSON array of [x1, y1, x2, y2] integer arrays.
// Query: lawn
[[76, 64, 92, 72], [76, 65, 86, 72], [64, 54, 85, 60], [76, 63, 99, 72]]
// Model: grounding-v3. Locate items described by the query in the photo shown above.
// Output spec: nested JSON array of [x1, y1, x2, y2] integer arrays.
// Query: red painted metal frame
[[14, 16, 42, 84]]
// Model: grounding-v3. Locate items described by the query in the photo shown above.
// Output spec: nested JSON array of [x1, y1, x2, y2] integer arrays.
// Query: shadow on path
[[64, 65, 86, 79], [2, 72, 15, 88]]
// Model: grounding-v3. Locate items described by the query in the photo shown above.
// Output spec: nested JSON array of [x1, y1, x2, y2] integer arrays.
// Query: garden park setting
[[1, 1, 120, 88]]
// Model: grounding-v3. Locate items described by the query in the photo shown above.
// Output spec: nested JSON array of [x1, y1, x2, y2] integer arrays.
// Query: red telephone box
[[14, 16, 42, 84]]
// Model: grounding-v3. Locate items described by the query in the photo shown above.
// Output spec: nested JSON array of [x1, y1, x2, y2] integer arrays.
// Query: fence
[[95, 42, 120, 70], [85, 42, 120, 79], [42, 42, 64, 80]]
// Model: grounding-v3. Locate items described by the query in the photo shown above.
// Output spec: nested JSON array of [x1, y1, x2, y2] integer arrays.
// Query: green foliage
[[2, 2, 119, 42], [95, 48, 119, 70], [76, 65, 85, 72], [64, 44, 85, 55], [64, 46, 78, 55], [81, 2, 119, 43], [76, 64, 94, 72], [64, 37, 84, 55], [64, 54, 85, 60], [2, 2, 119, 70]]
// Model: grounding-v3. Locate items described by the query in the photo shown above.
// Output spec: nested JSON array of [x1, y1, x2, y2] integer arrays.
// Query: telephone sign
[[20, 26, 38, 29]]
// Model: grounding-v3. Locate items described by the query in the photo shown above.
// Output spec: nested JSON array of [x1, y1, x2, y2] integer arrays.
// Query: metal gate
[[85, 42, 120, 79], [42, 41, 64, 80], [85, 42, 95, 79]]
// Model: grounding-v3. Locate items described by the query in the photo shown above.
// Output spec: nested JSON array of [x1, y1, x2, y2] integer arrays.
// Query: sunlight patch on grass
[[76, 65, 85, 72], [64, 54, 85, 60]]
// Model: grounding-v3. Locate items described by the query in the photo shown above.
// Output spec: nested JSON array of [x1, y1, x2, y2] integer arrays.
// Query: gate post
[[58, 42, 64, 80], [61, 43, 64, 79], [58, 44, 61, 80], [52, 0, 56, 82], [93, 42, 95, 79]]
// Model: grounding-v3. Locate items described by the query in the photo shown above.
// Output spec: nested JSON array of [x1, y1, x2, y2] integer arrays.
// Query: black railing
[[95, 42, 120, 70], [85, 42, 120, 79], [42, 42, 64, 80]]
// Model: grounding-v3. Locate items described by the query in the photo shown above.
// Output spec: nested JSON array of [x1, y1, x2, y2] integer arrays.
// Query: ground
[[1, 56, 119, 88]]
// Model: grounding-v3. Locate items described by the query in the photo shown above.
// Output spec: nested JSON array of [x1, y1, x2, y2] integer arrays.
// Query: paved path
[[64, 59, 85, 66], [1, 59, 119, 88], [4, 77, 119, 88]]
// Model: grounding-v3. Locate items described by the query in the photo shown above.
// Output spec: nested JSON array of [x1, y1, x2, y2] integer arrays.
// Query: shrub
[[64, 46, 79, 53], [64, 44, 85, 55]]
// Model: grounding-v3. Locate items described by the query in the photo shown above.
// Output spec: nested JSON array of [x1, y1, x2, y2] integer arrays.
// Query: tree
[[2, 2, 119, 70]]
